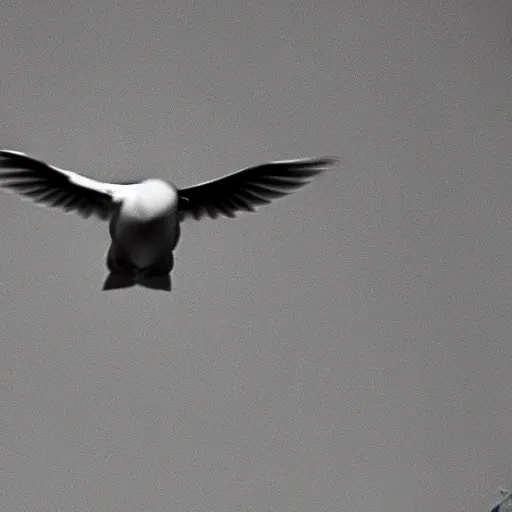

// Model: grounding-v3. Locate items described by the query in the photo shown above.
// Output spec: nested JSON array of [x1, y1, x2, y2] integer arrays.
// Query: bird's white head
[[120, 179, 178, 221]]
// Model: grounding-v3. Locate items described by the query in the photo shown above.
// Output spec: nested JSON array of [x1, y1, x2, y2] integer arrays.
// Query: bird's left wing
[[0, 150, 128, 220], [178, 157, 338, 220]]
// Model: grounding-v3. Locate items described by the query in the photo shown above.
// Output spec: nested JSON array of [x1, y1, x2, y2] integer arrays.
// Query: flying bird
[[491, 489, 512, 512], [0, 150, 337, 291]]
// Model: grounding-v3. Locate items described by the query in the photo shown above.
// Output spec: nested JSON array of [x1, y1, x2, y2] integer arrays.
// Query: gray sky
[[0, 1, 510, 511]]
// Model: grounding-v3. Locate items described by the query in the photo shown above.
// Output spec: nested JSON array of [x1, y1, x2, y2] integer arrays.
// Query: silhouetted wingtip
[[314, 156, 340, 168]]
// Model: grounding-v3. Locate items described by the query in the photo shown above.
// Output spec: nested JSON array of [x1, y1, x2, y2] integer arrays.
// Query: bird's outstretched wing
[[0, 150, 126, 220], [178, 157, 338, 220]]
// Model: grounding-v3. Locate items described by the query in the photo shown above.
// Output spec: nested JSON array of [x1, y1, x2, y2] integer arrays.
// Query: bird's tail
[[136, 273, 171, 291], [102, 272, 171, 291], [102, 273, 135, 290]]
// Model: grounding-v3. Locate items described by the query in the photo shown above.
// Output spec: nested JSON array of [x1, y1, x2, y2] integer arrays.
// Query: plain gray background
[[0, 1, 510, 511]]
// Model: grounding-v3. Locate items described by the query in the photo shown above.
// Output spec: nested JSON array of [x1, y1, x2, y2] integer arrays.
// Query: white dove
[[0, 150, 337, 291]]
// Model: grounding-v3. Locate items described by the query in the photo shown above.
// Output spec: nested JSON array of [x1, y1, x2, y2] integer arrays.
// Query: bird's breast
[[112, 214, 179, 268]]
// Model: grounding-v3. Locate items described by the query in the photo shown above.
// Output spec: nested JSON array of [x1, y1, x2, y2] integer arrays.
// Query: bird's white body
[[0, 149, 336, 291]]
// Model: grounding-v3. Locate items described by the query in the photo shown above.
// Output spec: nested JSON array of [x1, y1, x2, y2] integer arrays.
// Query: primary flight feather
[[0, 150, 337, 291]]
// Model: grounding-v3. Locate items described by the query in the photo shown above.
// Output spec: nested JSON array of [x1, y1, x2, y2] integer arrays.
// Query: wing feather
[[0, 150, 125, 220], [178, 157, 338, 220]]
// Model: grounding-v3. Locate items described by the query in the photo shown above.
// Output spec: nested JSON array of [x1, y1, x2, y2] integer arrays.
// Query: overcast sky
[[0, 1, 510, 511]]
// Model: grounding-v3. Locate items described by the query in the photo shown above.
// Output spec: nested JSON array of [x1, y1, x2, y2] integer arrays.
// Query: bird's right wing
[[0, 150, 128, 220]]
